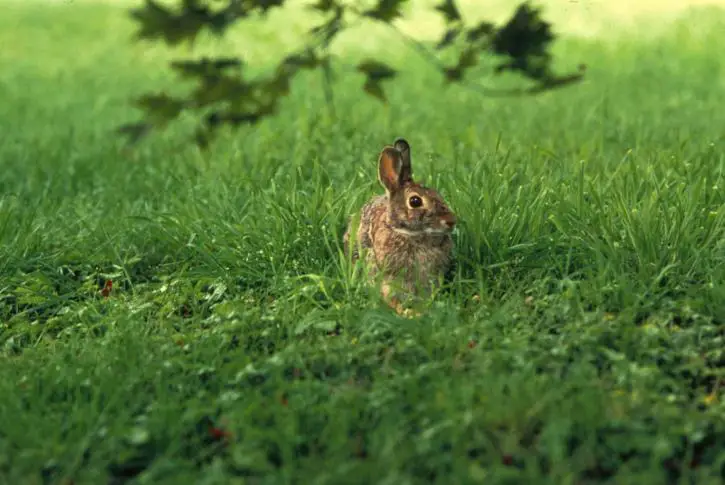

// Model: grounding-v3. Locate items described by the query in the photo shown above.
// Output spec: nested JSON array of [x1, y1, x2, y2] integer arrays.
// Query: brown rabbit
[[343, 138, 456, 314]]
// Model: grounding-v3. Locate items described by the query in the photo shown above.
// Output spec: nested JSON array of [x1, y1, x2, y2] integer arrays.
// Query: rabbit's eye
[[408, 195, 423, 208]]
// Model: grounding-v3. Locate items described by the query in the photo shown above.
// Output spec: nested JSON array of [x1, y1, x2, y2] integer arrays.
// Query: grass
[[2, 1, 725, 484]]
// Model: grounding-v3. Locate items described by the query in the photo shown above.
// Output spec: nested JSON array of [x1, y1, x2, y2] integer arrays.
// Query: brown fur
[[343, 139, 456, 312]]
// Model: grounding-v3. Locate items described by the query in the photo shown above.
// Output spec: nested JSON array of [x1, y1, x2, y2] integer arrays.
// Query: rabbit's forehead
[[403, 184, 435, 197]]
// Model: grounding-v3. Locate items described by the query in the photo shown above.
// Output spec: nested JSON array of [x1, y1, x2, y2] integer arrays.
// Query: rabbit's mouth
[[424, 227, 453, 235], [391, 226, 423, 237], [391, 225, 452, 237]]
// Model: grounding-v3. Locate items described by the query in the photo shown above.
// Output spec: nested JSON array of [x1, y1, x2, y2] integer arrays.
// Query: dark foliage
[[119, 0, 584, 147]]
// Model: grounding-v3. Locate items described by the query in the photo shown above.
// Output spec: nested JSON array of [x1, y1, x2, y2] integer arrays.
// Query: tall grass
[[1, 2, 724, 483]]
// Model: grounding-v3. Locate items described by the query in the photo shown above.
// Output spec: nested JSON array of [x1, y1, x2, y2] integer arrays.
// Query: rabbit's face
[[388, 183, 456, 236]]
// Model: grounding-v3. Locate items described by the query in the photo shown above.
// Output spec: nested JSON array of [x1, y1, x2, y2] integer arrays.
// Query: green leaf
[[192, 103, 277, 149], [491, 3, 554, 80], [358, 59, 396, 102], [189, 74, 249, 108], [443, 47, 478, 83], [308, 7, 343, 45], [205, 110, 269, 128], [129, 0, 174, 39], [269, 69, 294, 96], [134, 93, 186, 123], [308, 0, 339, 12], [253, 0, 286, 14], [527, 70, 586, 94], [194, 126, 211, 149], [130, 0, 210, 45], [466, 21, 495, 42], [362, 79, 388, 103], [117, 122, 152, 145], [435, 0, 461, 24], [282, 50, 321, 71], [357, 60, 397, 81], [170, 57, 242, 79], [435, 27, 461, 50], [363, 0, 408, 22]]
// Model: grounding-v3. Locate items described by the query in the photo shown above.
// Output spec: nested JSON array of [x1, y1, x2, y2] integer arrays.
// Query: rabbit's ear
[[378, 147, 404, 194], [393, 138, 412, 183]]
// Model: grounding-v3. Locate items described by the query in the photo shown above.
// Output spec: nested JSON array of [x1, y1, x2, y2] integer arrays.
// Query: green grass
[[2, 2, 725, 484]]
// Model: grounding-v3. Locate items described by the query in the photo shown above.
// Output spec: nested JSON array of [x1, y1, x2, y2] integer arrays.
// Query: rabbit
[[343, 138, 457, 314]]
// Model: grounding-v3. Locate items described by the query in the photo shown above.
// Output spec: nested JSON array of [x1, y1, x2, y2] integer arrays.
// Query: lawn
[[1, 1, 725, 484]]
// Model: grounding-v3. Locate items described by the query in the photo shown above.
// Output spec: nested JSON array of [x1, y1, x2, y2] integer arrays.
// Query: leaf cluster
[[120, 0, 584, 147]]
